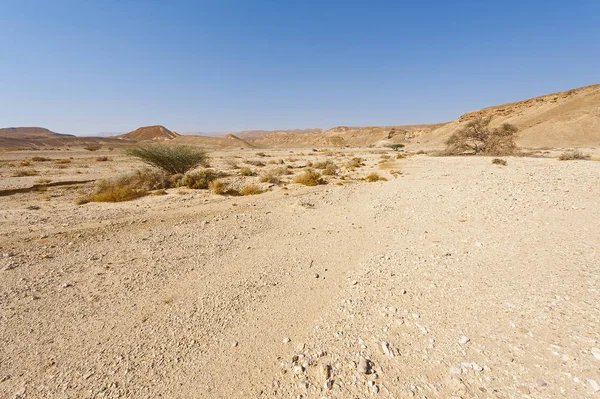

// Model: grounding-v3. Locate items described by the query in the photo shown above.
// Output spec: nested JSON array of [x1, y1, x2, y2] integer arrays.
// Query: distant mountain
[[0, 127, 127, 149], [236, 128, 323, 140], [171, 133, 256, 149], [0, 127, 74, 139], [117, 125, 179, 141]]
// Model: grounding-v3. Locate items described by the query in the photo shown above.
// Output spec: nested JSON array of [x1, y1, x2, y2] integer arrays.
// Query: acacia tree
[[125, 144, 209, 175], [445, 117, 518, 155]]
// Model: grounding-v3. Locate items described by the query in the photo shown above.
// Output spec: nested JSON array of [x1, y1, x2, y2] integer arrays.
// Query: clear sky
[[1, 0, 599, 135]]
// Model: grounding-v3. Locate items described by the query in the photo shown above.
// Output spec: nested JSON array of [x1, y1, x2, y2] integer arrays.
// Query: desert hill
[[237, 128, 323, 140], [251, 124, 444, 148], [171, 133, 256, 149], [418, 84, 600, 149], [117, 125, 180, 141], [251, 84, 600, 149], [0, 127, 127, 149], [0, 127, 74, 139]]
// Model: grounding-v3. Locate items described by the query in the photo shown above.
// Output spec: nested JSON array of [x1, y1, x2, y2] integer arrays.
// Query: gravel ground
[[1, 155, 599, 398]]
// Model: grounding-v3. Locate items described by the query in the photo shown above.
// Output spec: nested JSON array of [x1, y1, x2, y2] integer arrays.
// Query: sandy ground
[[1, 152, 600, 398]]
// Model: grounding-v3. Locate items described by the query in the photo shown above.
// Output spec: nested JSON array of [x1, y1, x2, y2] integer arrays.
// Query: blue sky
[[1, 0, 599, 135]]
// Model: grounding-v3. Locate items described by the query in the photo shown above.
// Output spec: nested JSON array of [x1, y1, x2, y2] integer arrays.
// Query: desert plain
[[1, 142, 600, 399]]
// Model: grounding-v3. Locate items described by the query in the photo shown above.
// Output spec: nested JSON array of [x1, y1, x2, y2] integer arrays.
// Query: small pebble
[[588, 379, 600, 392], [283, 337, 291, 343], [357, 358, 370, 374], [458, 336, 470, 345]]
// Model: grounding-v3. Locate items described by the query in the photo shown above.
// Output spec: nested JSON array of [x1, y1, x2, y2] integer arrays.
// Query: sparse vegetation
[[240, 183, 263, 195], [177, 169, 220, 189], [13, 169, 39, 177], [126, 144, 209, 175], [322, 165, 337, 176], [385, 143, 405, 151], [444, 117, 518, 155], [209, 180, 225, 195], [245, 160, 265, 167], [88, 185, 147, 202], [366, 172, 386, 182], [259, 167, 289, 184], [96, 156, 110, 162], [225, 159, 240, 169], [239, 167, 254, 176], [558, 150, 591, 161], [255, 152, 267, 157], [20, 161, 32, 166], [293, 169, 325, 186], [313, 159, 336, 170], [83, 168, 173, 203], [83, 144, 102, 151], [492, 158, 507, 166], [53, 159, 72, 164], [32, 157, 51, 162], [346, 157, 365, 168]]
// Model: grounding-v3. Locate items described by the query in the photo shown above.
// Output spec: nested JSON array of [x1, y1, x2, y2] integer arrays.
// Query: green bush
[[385, 143, 405, 151], [125, 144, 209, 175]]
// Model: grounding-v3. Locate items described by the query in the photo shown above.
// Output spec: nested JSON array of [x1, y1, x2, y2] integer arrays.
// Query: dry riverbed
[[1, 152, 599, 398]]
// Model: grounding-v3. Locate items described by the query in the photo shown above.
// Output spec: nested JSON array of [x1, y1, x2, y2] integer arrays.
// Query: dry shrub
[[259, 166, 291, 183], [255, 152, 267, 157], [293, 169, 325, 186], [97, 168, 172, 191], [54, 159, 72, 164], [84, 144, 102, 151], [366, 172, 386, 182], [322, 163, 338, 176], [313, 159, 336, 169], [13, 170, 39, 177], [240, 183, 263, 195], [209, 180, 225, 195], [346, 157, 365, 168], [225, 158, 240, 169], [89, 185, 146, 202], [492, 158, 507, 166], [86, 168, 172, 203], [32, 157, 51, 162], [558, 150, 591, 161], [126, 144, 209, 175], [177, 169, 220, 189], [239, 167, 254, 176], [259, 169, 281, 184], [96, 156, 110, 162], [245, 160, 265, 167], [444, 117, 518, 155], [20, 161, 32, 166]]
